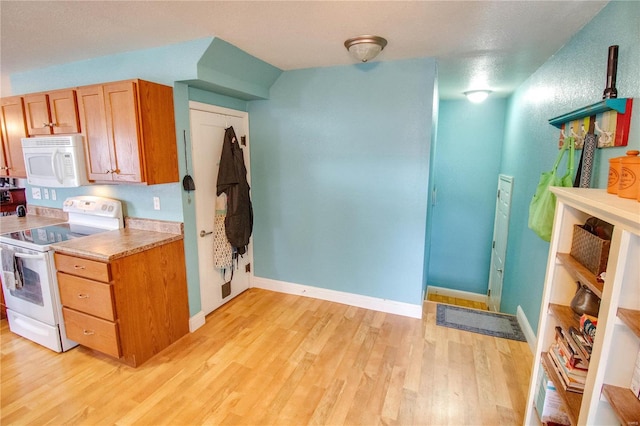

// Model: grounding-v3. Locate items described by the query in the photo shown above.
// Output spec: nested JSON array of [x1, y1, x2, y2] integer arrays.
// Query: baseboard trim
[[516, 305, 536, 353], [251, 276, 422, 319], [189, 311, 206, 332], [426, 285, 488, 304]]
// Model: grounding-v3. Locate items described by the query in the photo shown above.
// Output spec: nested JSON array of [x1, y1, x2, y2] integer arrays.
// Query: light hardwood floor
[[426, 293, 489, 311], [1, 288, 532, 425]]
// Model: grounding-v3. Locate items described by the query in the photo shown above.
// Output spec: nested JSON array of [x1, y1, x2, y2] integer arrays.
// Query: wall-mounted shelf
[[524, 188, 640, 425], [549, 98, 630, 128], [556, 253, 603, 298]]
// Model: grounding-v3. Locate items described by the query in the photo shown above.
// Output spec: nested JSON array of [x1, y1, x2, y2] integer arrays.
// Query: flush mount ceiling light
[[344, 35, 388, 63], [464, 90, 492, 103]]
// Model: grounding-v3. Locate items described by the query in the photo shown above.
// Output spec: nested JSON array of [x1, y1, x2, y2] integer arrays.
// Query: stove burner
[[2, 223, 109, 247]]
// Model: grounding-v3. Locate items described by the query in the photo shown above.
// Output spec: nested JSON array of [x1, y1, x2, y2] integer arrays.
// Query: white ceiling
[[0, 1, 608, 99]]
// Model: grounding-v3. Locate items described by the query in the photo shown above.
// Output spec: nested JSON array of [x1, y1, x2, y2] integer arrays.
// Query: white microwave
[[21, 135, 89, 187]]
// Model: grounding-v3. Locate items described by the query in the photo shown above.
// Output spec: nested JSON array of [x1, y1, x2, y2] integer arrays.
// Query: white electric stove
[[0, 196, 123, 352]]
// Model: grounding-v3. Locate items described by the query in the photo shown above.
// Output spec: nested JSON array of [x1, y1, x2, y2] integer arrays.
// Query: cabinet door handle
[[77, 293, 89, 299], [73, 265, 86, 270], [83, 330, 95, 336]]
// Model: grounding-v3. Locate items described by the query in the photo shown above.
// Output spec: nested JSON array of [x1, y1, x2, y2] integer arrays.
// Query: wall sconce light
[[464, 90, 492, 103], [344, 35, 388, 62]]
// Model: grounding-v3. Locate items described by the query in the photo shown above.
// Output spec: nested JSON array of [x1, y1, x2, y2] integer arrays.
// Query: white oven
[[0, 244, 70, 351], [0, 196, 123, 352]]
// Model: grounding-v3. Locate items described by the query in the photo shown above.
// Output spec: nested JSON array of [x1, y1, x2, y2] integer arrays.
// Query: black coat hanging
[[216, 126, 253, 255]]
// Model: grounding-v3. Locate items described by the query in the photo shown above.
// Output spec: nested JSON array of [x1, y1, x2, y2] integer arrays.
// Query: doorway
[[487, 174, 513, 312], [189, 102, 252, 316]]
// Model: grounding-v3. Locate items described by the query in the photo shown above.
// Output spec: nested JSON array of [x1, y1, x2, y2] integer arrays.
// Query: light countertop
[[1, 213, 183, 262], [52, 227, 183, 262], [0, 214, 67, 234]]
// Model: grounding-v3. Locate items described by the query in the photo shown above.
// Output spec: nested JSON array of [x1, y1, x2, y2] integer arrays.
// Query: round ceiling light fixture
[[344, 35, 388, 63], [464, 90, 492, 103]]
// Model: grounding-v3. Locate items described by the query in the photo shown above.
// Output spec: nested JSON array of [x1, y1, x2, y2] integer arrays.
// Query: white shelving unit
[[524, 188, 640, 425]]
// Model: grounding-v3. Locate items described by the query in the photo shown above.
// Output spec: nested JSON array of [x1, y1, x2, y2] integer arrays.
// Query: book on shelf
[[554, 326, 589, 369], [535, 366, 571, 426], [579, 314, 597, 345], [557, 344, 589, 373], [548, 344, 586, 393], [568, 326, 592, 361], [552, 345, 587, 378]]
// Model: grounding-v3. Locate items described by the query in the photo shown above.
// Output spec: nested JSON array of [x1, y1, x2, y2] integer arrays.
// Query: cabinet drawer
[[58, 273, 116, 321], [62, 307, 120, 359], [55, 253, 110, 282]]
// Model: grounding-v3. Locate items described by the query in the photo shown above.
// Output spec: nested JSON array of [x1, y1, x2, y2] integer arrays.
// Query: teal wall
[[11, 40, 216, 223], [9, 37, 279, 317], [247, 58, 436, 305], [9, 1, 637, 325], [428, 98, 507, 293], [22, 183, 182, 221], [190, 38, 282, 100], [11, 38, 212, 91], [500, 1, 640, 332]]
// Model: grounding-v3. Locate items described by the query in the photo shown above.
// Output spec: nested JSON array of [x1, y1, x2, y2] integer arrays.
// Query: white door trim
[[188, 101, 252, 318], [189, 101, 249, 119], [487, 174, 513, 312]]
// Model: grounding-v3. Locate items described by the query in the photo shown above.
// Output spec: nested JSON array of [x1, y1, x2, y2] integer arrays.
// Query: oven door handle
[[14, 252, 47, 260]]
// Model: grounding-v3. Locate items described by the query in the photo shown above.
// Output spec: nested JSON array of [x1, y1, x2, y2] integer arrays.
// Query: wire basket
[[570, 225, 611, 276]]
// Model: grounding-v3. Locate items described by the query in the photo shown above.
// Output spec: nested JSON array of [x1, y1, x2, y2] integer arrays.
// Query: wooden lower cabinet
[[63, 307, 121, 358], [55, 239, 190, 367]]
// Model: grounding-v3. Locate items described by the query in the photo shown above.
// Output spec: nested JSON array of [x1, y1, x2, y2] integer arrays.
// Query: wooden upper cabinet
[[49, 90, 81, 134], [104, 81, 144, 182], [76, 85, 119, 182], [22, 94, 50, 135], [23, 89, 80, 135], [76, 79, 178, 185], [0, 96, 28, 177]]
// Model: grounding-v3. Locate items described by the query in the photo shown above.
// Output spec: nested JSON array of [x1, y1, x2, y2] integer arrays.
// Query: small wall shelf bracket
[[548, 98, 630, 128]]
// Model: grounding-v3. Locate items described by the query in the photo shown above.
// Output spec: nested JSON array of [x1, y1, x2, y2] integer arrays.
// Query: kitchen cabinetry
[[524, 187, 640, 425], [54, 239, 190, 367], [0, 96, 28, 177], [76, 79, 178, 184], [23, 89, 80, 136]]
